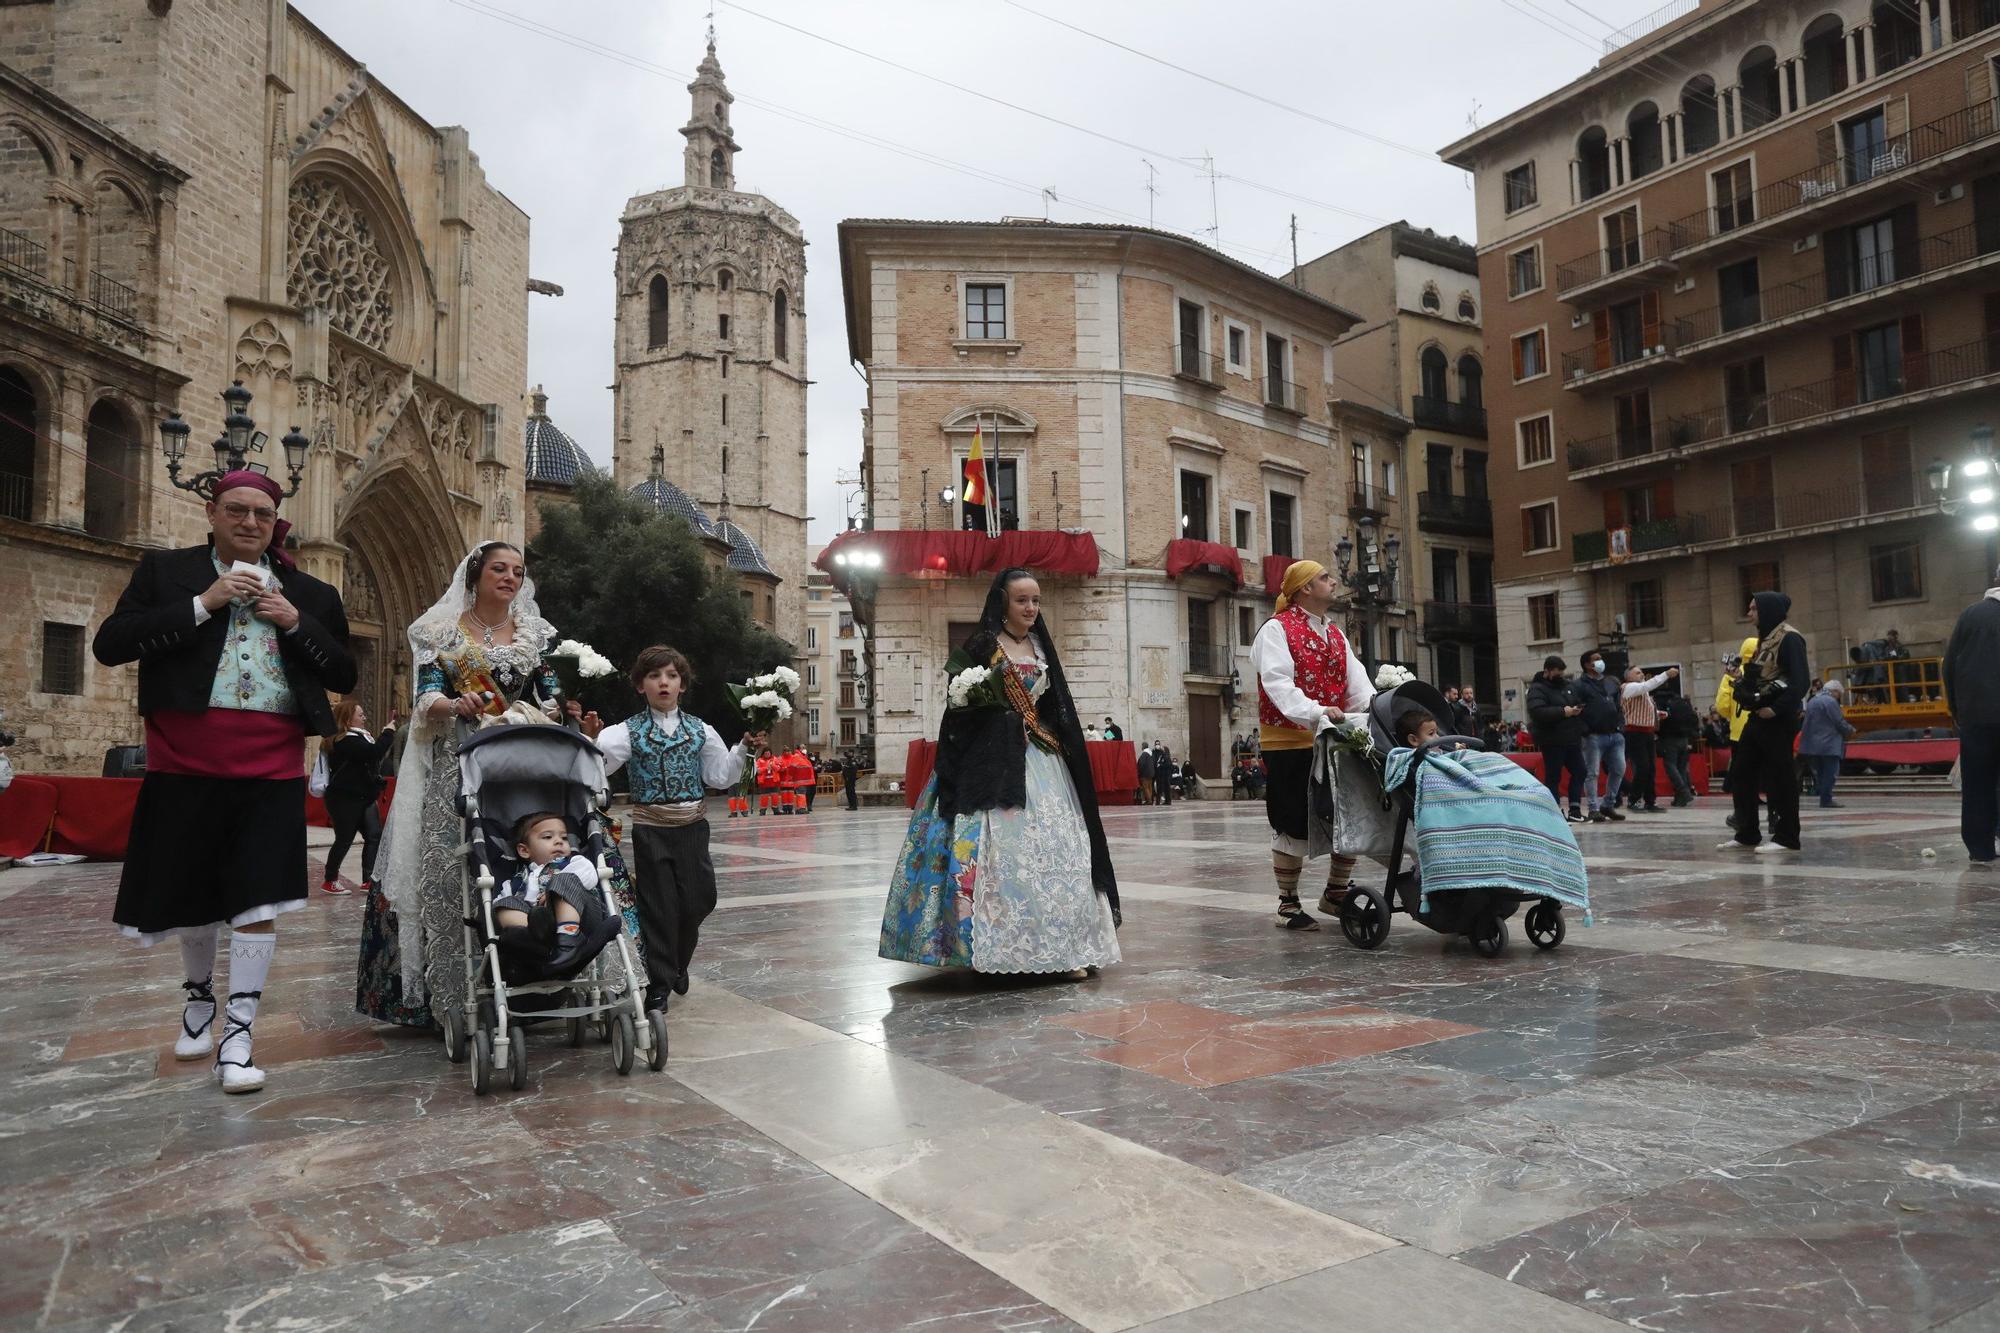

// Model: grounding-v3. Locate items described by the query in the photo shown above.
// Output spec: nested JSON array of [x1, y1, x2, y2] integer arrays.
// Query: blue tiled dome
[[630, 476, 717, 536], [716, 518, 774, 575], [523, 389, 594, 486]]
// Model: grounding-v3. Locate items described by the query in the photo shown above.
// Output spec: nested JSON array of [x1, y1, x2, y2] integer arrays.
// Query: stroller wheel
[[646, 1009, 669, 1072], [1339, 886, 1392, 950], [566, 1016, 587, 1048], [441, 1008, 468, 1065], [1470, 916, 1508, 959], [1525, 902, 1567, 951], [610, 1012, 636, 1076], [507, 1023, 529, 1091], [469, 1026, 493, 1095]]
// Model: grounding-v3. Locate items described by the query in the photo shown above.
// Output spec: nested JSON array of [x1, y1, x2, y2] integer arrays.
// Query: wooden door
[[1188, 693, 1223, 779]]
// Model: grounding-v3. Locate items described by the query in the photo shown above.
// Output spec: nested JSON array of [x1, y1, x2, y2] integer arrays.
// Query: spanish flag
[[962, 425, 989, 507]]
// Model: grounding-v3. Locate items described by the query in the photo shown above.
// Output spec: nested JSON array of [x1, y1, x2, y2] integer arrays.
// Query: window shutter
[[1966, 57, 1993, 109], [1641, 292, 1662, 349], [1985, 291, 2000, 372], [1520, 506, 1535, 551], [1512, 334, 1526, 379], [1885, 95, 1909, 143], [1892, 204, 1919, 275], [1901, 313, 1928, 391], [1832, 333, 1857, 407], [1816, 124, 1839, 165], [1655, 476, 1676, 519], [1823, 224, 1853, 300], [1604, 490, 1623, 529], [1592, 310, 1612, 371]]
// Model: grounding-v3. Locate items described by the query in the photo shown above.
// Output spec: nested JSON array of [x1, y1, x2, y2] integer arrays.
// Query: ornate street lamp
[[1333, 518, 1403, 668], [159, 380, 309, 499]]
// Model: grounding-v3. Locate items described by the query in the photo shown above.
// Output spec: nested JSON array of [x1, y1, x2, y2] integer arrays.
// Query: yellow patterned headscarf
[[1275, 560, 1326, 613]]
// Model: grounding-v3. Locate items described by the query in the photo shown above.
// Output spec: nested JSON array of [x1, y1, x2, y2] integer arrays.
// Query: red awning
[[817, 529, 1100, 593], [1163, 539, 1243, 587]]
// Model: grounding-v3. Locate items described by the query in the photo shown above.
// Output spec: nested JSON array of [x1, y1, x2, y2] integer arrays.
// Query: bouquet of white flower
[[1374, 663, 1415, 690], [727, 667, 798, 733], [551, 639, 616, 680], [946, 663, 1005, 711], [1322, 720, 1375, 758]]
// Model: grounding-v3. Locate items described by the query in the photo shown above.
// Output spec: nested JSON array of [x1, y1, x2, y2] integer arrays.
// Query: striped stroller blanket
[[1383, 745, 1590, 921]]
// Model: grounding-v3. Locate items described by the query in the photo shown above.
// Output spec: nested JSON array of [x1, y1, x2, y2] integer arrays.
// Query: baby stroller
[[1334, 680, 1583, 959], [443, 725, 665, 1094]]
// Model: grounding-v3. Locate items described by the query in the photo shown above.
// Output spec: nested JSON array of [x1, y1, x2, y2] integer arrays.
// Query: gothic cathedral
[[612, 41, 808, 653]]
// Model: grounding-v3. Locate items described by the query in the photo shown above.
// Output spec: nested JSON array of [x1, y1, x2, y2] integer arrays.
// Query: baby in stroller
[[1333, 680, 1589, 957], [491, 811, 622, 979]]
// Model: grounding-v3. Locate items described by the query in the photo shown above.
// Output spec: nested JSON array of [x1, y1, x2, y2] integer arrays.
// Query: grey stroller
[[440, 725, 665, 1093]]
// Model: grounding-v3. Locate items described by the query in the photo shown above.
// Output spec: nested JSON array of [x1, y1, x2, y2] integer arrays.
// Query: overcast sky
[[301, 0, 1663, 541]]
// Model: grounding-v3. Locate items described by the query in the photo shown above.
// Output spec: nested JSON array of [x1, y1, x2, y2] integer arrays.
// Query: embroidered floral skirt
[[879, 746, 1119, 973]]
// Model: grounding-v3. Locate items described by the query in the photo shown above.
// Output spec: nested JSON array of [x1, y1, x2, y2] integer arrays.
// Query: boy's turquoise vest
[[626, 709, 709, 804]]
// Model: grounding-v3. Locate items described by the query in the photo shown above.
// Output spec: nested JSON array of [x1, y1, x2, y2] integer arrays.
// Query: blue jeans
[[1582, 732, 1626, 813], [1808, 753, 1841, 806]]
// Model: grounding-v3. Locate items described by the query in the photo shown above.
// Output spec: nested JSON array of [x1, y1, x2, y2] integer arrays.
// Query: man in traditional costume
[[1250, 559, 1375, 929], [94, 472, 354, 1092]]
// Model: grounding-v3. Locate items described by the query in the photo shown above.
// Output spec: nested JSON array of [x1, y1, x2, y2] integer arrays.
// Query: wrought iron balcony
[[1554, 224, 1686, 304], [1348, 483, 1393, 518], [1411, 395, 1487, 436], [1423, 600, 1497, 639], [1171, 341, 1223, 387], [1186, 639, 1232, 677], [1263, 375, 1307, 415], [1416, 490, 1492, 536]]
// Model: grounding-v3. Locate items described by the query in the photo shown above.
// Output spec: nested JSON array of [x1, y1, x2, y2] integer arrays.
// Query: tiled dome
[[522, 387, 594, 486], [716, 518, 774, 575], [630, 476, 717, 536]]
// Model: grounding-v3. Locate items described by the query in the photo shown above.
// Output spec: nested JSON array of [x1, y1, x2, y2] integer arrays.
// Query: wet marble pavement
[[3, 793, 1998, 1331]]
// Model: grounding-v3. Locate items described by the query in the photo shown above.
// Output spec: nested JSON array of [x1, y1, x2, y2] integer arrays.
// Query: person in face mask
[[1573, 650, 1627, 823], [1719, 591, 1810, 854], [1525, 656, 1589, 822]]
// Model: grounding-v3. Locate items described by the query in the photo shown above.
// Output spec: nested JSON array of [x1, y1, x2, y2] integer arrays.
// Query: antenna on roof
[[1042, 187, 1057, 220], [1203, 151, 1219, 244], [1141, 159, 1158, 227]]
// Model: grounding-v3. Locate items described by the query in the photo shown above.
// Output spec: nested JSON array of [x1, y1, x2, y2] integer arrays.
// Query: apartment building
[[1443, 0, 2000, 716], [1294, 223, 1501, 711], [802, 547, 872, 763], [831, 219, 1404, 783]]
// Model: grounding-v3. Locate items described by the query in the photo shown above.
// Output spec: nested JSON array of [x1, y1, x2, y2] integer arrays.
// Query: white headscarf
[[377, 542, 556, 998]]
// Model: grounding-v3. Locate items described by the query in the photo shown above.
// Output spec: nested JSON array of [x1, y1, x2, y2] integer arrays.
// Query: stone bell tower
[[611, 38, 808, 653]]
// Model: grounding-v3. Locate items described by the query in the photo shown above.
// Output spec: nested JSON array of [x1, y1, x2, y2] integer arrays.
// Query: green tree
[[526, 473, 792, 739]]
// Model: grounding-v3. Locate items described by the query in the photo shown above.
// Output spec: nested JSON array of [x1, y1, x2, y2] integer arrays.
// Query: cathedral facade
[[611, 41, 807, 653], [0, 2, 529, 773]]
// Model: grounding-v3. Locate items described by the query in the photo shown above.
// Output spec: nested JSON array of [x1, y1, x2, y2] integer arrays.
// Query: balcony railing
[[1423, 600, 1498, 638], [0, 225, 45, 281], [1565, 419, 1672, 472], [1679, 219, 2000, 349], [1186, 639, 1231, 676], [1263, 375, 1306, 414], [1172, 341, 1223, 386], [1701, 472, 1925, 542], [1560, 318, 1690, 383], [1571, 513, 1711, 564], [1662, 100, 2000, 256], [1416, 490, 1493, 534], [89, 270, 138, 320], [1411, 395, 1487, 435], [1555, 224, 1685, 295], [1349, 482, 1393, 516], [0, 470, 30, 521]]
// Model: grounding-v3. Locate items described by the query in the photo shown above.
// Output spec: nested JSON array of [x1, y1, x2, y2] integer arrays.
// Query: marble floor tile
[[823, 1111, 1395, 1332], [1835, 991, 2000, 1051], [1131, 1245, 1628, 1332], [650, 982, 846, 1062]]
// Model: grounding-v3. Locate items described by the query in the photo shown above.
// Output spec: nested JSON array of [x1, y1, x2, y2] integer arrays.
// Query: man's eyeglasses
[[220, 502, 278, 524]]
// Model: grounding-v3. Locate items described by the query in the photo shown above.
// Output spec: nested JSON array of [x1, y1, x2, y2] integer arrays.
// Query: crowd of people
[[81, 471, 2000, 1100]]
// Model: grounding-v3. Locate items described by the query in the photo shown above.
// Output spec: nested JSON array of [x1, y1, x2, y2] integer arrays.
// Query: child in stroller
[[1333, 680, 1589, 958], [491, 811, 623, 978]]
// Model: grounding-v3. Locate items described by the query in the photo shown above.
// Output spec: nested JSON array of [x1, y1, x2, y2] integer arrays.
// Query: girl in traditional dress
[[358, 541, 564, 1026], [880, 568, 1121, 976]]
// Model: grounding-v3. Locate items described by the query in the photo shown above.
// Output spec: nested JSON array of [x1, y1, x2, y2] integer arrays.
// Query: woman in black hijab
[[879, 568, 1120, 975]]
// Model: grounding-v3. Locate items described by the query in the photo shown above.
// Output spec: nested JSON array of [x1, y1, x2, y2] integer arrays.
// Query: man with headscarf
[[1251, 559, 1375, 929], [93, 472, 355, 1093], [1719, 590, 1810, 854], [1943, 562, 2000, 868]]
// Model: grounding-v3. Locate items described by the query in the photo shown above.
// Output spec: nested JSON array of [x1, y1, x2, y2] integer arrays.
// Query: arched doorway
[[335, 455, 467, 718], [0, 366, 37, 520], [84, 398, 140, 541]]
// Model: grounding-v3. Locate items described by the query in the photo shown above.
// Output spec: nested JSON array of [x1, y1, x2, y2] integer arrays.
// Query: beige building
[[1442, 0, 2000, 718], [0, 1, 530, 772], [1294, 223, 1500, 710], [833, 218, 1412, 785], [803, 543, 871, 763], [611, 40, 807, 653]]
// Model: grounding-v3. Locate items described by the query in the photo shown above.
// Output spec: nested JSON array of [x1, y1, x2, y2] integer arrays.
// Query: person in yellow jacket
[[1714, 633, 1758, 798]]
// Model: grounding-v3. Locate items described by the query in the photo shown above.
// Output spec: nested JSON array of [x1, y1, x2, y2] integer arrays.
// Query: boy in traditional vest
[[585, 646, 763, 1011], [1250, 560, 1377, 929]]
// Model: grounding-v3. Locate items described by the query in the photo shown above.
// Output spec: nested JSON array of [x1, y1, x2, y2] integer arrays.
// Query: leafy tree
[[526, 473, 792, 740]]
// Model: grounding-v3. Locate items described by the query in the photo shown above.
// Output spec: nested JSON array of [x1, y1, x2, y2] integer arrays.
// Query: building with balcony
[[0, 5, 530, 772], [832, 218, 1391, 785], [1443, 0, 2000, 716], [1292, 223, 1497, 708], [803, 544, 872, 765]]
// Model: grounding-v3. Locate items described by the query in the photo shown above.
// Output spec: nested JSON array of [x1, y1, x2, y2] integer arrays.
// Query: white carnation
[[771, 697, 793, 720], [947, 665, 992, 708], [770, 665, 801, 692], [1374, 663, 1415, 690]]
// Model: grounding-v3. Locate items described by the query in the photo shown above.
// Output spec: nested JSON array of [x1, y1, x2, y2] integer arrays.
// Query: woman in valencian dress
[[358, 541, 565, 1024], [880, 568, 1120, 976]]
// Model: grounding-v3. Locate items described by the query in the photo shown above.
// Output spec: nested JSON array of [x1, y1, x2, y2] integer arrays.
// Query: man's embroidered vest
[[1257, 606, 1349, 732]]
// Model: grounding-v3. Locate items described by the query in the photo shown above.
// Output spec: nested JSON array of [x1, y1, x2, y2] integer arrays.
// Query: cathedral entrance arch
[[335, 452, 465, 717]]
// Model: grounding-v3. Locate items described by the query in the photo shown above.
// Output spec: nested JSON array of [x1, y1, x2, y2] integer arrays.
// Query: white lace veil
[[377, 542, 554, 999]]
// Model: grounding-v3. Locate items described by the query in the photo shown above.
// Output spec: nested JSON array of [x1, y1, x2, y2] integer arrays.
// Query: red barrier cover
[[904, 740, 1138, 809], [0, 777, 59, 860], [41, 776, 142, 859]]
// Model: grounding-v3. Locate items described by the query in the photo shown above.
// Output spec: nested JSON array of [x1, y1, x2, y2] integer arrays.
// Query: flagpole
[[987, 410, 1000, 539]]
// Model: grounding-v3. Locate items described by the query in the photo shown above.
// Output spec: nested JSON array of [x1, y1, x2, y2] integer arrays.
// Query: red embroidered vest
[[1257, 607, 1348, 738]]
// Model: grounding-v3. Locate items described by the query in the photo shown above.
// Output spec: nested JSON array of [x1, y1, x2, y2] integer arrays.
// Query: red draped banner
[[1262, 555, 1296, 597], [816, 529, 1099, 593], [1163, 539, 1244, 586]]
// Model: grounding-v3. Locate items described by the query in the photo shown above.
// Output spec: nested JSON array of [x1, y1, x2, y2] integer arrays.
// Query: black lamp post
[[1333, 518, 1402, 667], [159, 380, 309, 499]]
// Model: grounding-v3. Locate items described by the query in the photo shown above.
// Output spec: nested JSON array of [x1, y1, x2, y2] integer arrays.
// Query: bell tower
[[681, 42, 738, 191]]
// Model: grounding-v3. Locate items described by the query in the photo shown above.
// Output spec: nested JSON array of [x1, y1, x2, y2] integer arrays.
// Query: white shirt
[[1250, 608, 1376, 731], [514, 851, 599, 905], [1620, 670, 1673, 700], [595, 707, 749, 806]]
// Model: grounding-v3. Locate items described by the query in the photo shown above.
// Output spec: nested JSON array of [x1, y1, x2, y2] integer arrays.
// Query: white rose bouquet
[[1374, 663, 1415, 690], [946, 664, 1005, 712], [727, 667, 798, 733]]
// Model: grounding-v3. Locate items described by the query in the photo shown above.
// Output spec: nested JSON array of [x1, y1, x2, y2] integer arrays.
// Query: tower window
[[719, 313, 730, 341], [647, 274, 670, 348], [710, 147, 725, 186], [774, 289, 789, 361], [717, 269, 732, 291], [721, 394, 728, 426], [721, 355, 729, 378]]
